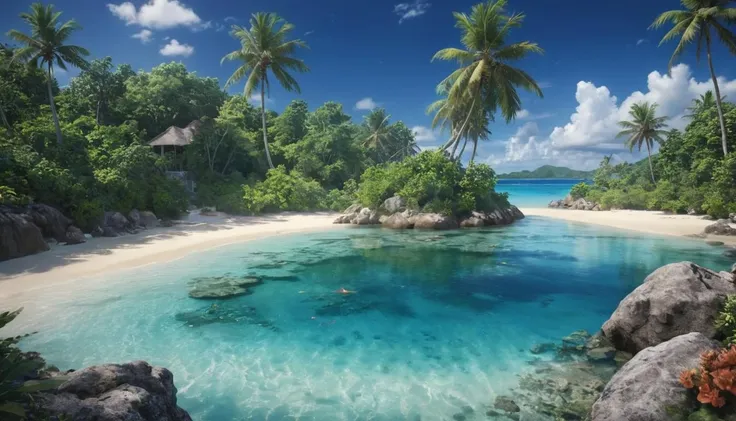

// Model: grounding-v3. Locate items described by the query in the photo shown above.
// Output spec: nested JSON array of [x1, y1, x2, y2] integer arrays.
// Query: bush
[[242, 166, 328, 214], [570, 182, 591, 199], [69, 199, 104, 231], [196, 174, 248, 214], [599, 187, 650, 210], [151, 176, 189, 219], [325, 179, 358, 211], [716, 295, 736, 347]]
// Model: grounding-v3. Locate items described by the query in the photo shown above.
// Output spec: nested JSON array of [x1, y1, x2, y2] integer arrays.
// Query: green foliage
[[242, 166, 327, 214], [325, 179, 358, 212], [716, 295, 736, 347], [356, 151, 507, 215], [196, 174, 249, 214], [569, 182, 591, 199]]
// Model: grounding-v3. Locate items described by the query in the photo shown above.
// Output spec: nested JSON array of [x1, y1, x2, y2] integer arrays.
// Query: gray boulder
[[333, 204, 363, 224], [40, 360, 192, 421], [188, 275, 262, 299], [591, 333, 719, 421], [381, 196, 406, 214], [128, 209, 141, 227], [105, 212, 130, 232], [548, 200, 562, 208], [65, 225, 86, 245], [413, 213, 458, 230], [460, 213, 485, 227], [601, 262, 736, 355], [139, 211, 159, 229], [102, 226, 119, 238], [26, 203, 72, 241], [0, 207, 49, 261], [352, 207, 374, 225], [382, 213, 412, 229], [730, 212, 736, 223], [562, 194, 575, 207], [510, 205, 525, 220], [703, 219, 736, 236]]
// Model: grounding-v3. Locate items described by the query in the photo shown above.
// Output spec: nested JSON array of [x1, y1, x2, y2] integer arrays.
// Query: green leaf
[[0, 402, 26, 417], [16, 376, 69, 393]]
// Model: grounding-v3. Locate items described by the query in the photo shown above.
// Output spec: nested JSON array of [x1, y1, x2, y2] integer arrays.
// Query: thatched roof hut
[[148, 120, 201, 147]]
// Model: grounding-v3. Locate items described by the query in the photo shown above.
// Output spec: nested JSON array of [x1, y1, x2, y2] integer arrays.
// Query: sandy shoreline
[[0, 212, 341, 300], [521, 207, 736, 246], [2, 208, 733, 301]]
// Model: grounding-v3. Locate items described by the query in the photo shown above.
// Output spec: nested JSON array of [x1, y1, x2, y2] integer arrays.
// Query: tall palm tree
[[363, 108, 393, 159], [651, 0, 736, 156], [431, 0, 543, 153], [8, 3, 89, 144], [617, 102, 669, 184], [222, 13, 309, 169], [686, 90, 725, 118]]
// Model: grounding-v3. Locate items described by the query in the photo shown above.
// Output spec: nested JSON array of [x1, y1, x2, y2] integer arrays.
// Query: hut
[[148, 120, 200, 192]]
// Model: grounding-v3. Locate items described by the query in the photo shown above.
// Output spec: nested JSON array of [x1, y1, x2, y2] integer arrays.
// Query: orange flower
[[680, 369, 697, 389], [698, 383, 725, 408]]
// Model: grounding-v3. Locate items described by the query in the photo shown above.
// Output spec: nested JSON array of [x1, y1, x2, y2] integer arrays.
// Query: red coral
[[680, 346, 736, 409]]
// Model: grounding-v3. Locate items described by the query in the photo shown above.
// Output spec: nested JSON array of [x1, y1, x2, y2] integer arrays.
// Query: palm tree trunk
[[260, 77, 275, 169], [441, 98, 477, 151], [470, 139, 478, 165], [646, 140, 656, 184], [47, 63, 62, 145], [450, 136, 461, 158], [457, 138, 468, 161], [706, 33, 728, 156]]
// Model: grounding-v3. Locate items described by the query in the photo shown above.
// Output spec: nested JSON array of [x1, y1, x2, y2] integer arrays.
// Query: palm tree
[[363, 108, 393, 159], [651, 0, 736, 156], [222, 13, 309, 169], [617, 102, 669, 184], [8, 3, 89, 144], [431, 0, 543, 153], [686, 90, 725, 118]]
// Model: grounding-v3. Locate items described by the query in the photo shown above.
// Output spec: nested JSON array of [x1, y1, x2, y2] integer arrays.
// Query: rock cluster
[[187, 275, 262, 299], [333, 196, 524, 230], [39, 360, 192, 421], [98, 209, 159, 238], [548, 194, 601, 211], [0, 204, 84, 261], [703, 219, 736, 236]]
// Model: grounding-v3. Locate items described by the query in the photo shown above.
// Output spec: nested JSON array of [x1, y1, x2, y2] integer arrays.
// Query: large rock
[[26, 203, 72, 241], [352, 207, 374, 225], [40, 360, 192, 421], [65, 225, 86, 245], [381, 196, 406, 214], [413, 213, 459, 230], [139, 211, 159, 229], [459, 213, 485, 227], [601, 262, 736, 355], [570, 198, 597, 211], [0, 207, 49, 261], [128, 209, 141, 227], [548, 200, 562, 208], [703, 219, 736, 236], [333, 204, 363, 224], [382, 213, 412, 229], [105, 211, 130, 233], [188, 275, 262, 299], [591, 333, 719, 421]]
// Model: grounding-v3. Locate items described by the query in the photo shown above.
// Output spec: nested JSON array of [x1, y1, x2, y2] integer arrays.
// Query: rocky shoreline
[[548, 194, 601, 211], [333, 195, 525, 229]]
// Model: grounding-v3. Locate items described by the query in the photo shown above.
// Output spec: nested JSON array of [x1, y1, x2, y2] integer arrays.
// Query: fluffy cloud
[[159, 39, 194, 57], [516, 109, 554, 121], [132, 29, 153, 43], [355, 97, 378, 110], [394, 0, 430, 23], [107, 0, 202, 30], [411, 126, 437, 143], [487, 63, 736, 172], [248, 94, 274, 105]]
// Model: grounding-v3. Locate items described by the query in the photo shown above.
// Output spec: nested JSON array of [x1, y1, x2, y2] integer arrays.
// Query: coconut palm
[[431, 0, 543, 153], [651, 0, 736, 156], [686, 90, 725, 118], [363, 108, 393, 156], [222, 13, 309, 169], [8, 3, 89, 144], [617, 102, 669, 184]]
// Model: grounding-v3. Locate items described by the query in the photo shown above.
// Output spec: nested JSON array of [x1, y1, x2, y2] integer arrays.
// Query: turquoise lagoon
[[496, 178, 583, 208], [9, 216, 733, 421]]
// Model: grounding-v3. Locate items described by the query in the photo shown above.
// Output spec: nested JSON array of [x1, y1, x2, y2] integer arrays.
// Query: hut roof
[[148, 120, 201, 147]]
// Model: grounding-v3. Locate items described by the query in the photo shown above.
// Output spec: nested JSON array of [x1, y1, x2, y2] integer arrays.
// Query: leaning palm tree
[[651, 0, 736, 156], [222, 13, 309, 169], [617, 102, 669, 184], [8, 3, 89, 144], [362, 108, 393, 160], [431, 0, 543, 153]]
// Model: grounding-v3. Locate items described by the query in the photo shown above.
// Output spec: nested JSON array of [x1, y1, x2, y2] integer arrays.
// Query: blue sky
[[2, 0, 736, 172]]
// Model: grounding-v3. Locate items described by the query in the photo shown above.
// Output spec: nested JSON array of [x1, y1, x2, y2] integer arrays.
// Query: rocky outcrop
[[703, 219, 736, 236], [459, 212, 485, 227], [549, 194, 601, 211], [105, 211, 130, 233], [382, 213, 412, 229], [413, 213, 459, 230], [139, 211, 159, 229], [601, 262, 736, 355], [0, 208, 49, 261], [333, 204, 524, 230], [188, 275, 262, 299], [381, 196, 406, 214], [591, 333, 719, 421], [65, 225, 86, 245], [26, 203, 72, 242], [128, 209, 141, 227], [40, 360, 192, 421]]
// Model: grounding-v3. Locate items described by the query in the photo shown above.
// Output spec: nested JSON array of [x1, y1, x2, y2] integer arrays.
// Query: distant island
[[498, 165, 595, 179]]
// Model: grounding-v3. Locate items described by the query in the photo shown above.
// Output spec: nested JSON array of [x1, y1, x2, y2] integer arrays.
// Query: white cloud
[[486, 63, 736, 172], [516, 110, 554, 121], [516, 109, 530, 119], [411, 126, 437, 143], [304, 30, 315, 36], [248, 94, 274, 105], [224, 16, 237, 22], [159, 39, 194, 57], [132, 29, 153, 43], [355, 97, 378, 110], [107, 0, 202, 30], [394, 0, 430, 23], [636, 39, 647, 46], [538, 81, 553, 89]]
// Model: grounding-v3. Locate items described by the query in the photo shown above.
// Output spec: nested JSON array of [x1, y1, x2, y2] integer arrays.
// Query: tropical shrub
[[242, 166, 327, 214], [716, 296, 736, 347], [325, 179, 358, 211], [680, 347, 736, 408], [569, 182, 591, 199]]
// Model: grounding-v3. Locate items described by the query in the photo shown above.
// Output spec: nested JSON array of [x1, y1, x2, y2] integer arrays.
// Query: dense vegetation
[[499, 165, 594, 179], [571, 98, 736, 217]]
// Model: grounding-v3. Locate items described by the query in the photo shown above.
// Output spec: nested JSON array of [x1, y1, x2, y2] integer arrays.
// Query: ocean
[[496, 178, 583, 208]]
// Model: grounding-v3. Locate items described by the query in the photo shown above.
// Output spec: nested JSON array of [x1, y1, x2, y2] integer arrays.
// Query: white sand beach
[[0, 212, 341, 300], [522, 208, 736, 246]]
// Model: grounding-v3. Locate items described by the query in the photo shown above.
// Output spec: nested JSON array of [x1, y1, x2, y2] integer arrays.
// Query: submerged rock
[[187, 275, 262, 299], [39, 360, 192, 421], [591, 333, 719, 421], [494, 396, 520, 413], [175, 303, 279, 331], [601, 262, 736, 354]]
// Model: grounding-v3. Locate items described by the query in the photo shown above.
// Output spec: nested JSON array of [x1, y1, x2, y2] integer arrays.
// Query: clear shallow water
[[8, 219, 733, 421], [496, 179, 583, 208]]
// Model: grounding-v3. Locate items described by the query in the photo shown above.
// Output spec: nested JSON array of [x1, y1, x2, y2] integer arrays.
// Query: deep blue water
[[496, 178, 583, 207], [8, 218, 732, 421]]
